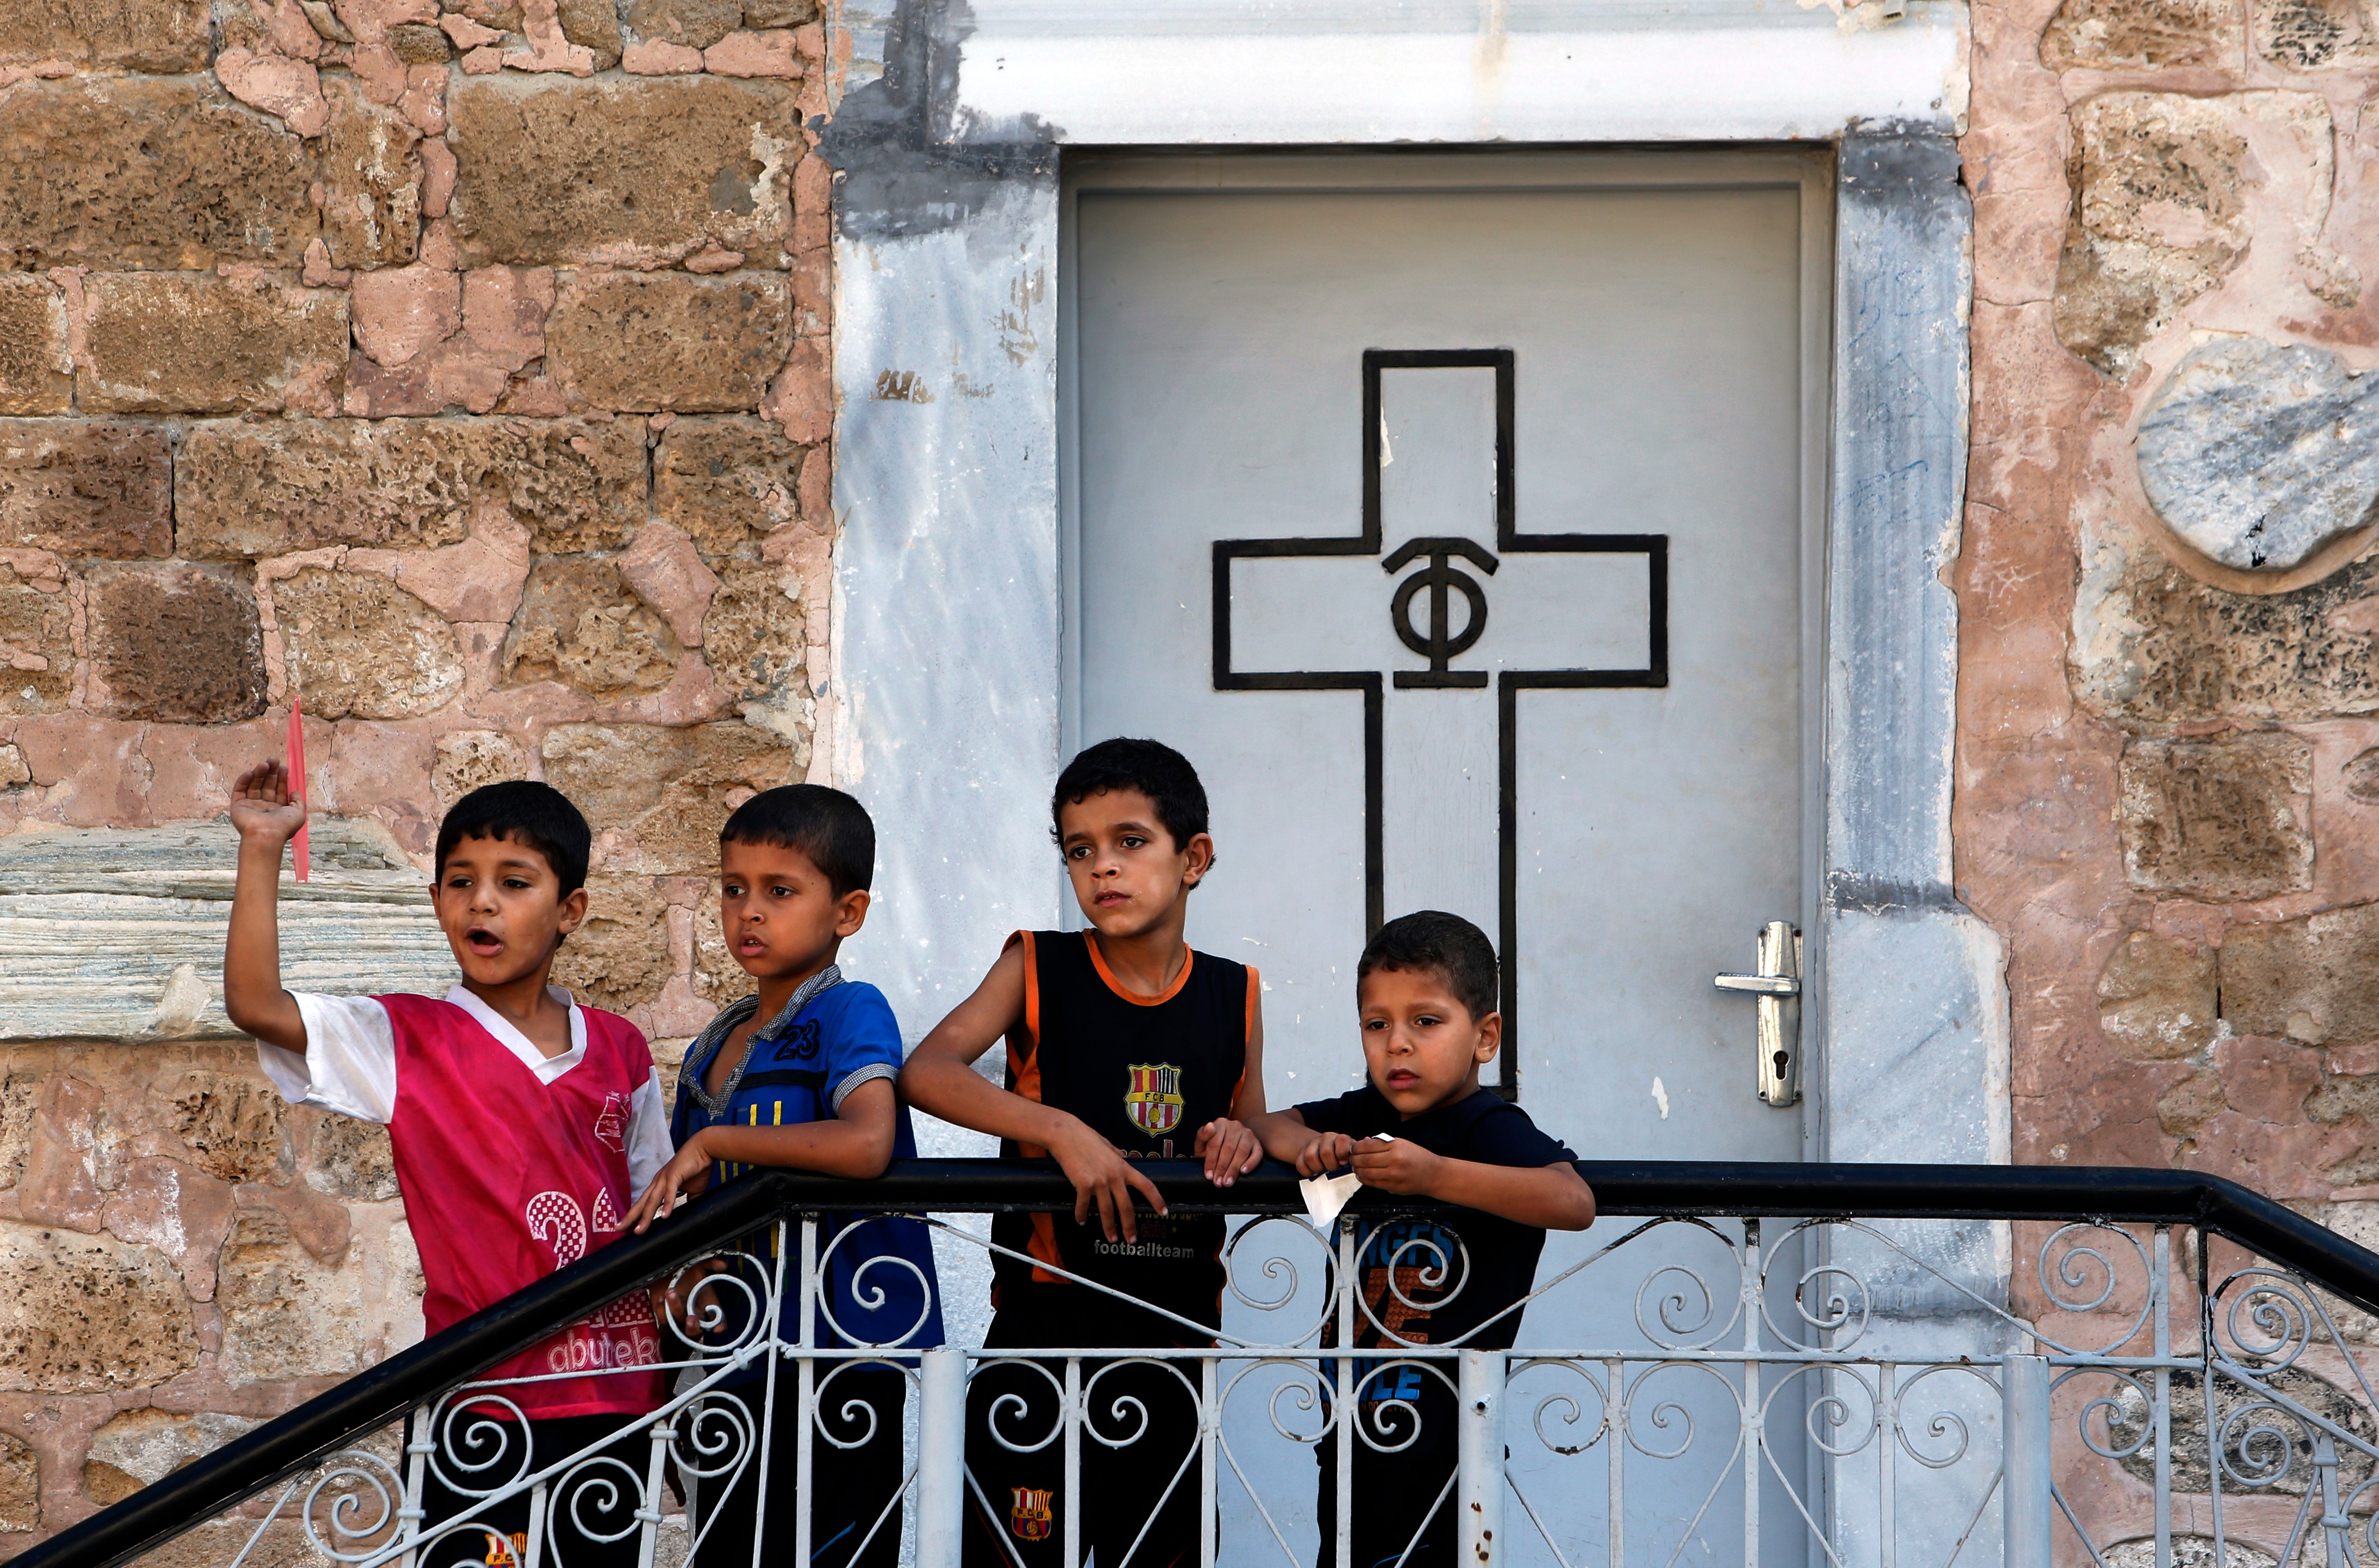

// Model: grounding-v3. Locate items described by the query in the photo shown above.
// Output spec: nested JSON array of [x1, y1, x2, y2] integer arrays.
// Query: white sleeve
[[626, 1068, 672, 1194], [257, 994, 400, 1125]]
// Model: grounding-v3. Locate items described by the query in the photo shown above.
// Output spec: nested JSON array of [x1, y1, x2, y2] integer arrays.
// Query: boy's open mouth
[[1385, 1069, 1419, 1089], [464, 927, 503, 956], [737, 934, 767, 954]]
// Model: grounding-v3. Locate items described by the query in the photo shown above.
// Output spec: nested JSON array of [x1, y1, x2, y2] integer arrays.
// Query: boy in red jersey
[[224, 766, 669, 1568], [902, 737, 1266, 1568]]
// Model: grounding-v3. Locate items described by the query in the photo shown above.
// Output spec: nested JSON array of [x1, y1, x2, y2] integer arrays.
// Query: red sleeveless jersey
[[380, 993, 664, 1419]]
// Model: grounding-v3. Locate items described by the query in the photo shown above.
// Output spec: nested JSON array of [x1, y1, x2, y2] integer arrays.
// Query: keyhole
[[1772, 1050, 1789, 1075]]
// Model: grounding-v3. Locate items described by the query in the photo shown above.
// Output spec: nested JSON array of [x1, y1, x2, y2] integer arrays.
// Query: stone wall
[[0, 0, 834, 1548], [1961, 0, 2379, 1233]]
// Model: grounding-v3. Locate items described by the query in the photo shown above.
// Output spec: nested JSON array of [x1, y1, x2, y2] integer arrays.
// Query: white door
[[1064, 151, 1830, 1564]]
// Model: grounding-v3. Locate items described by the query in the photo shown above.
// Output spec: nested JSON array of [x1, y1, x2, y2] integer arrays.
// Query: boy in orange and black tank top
[[902, 738, 1267, 1568]]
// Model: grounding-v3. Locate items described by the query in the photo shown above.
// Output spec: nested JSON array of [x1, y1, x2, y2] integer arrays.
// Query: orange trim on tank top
[[1026, 1214, 1063, 1282], [1230, 965, 1260, 1113], [1081, 931, 1196, 1006], [1006, 931, 1045, 1156], [1002, 931, 1063, 1281]]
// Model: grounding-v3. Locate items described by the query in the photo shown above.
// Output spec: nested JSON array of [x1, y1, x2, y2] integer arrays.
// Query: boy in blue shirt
[[627, 785, 942, 1568]]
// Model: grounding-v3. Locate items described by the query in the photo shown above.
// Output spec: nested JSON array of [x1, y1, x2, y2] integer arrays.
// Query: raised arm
[[900, 942, 1168, 1241], [223, 761, 309, 1054]]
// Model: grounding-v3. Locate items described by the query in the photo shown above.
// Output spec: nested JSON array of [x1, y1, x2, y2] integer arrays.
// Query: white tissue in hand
[[1299, 1134, 1393, 1231], [1300, 1171, 1361, 1230]]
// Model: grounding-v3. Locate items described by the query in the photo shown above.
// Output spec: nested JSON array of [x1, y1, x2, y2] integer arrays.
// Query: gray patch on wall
[[820, 0, 1060, 241]]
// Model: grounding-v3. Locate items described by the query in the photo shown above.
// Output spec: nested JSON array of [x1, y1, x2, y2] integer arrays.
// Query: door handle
[[1714, 920, 1801, 1107]]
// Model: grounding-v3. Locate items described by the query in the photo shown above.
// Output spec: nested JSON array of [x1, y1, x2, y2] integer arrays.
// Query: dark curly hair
[[1050, 737, 1210, 859], [1358, 910, 1500, 1023], [435, 780, 591, 895]]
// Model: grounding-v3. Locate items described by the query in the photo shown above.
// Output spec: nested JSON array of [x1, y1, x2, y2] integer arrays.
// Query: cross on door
[[1211, 349, 1669, 1098]]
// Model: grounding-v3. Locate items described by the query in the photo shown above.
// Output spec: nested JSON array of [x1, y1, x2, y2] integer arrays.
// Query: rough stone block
[[2054, 93, 2249, 379], [0, 80, 316, 271], [178, 418, 645, 558], [215, 1212, 364, 1381], [275, 568, 464, 720], [2119, 731, 2313, 898], [0, 0, 211, 73], [2138, 339, 2379, 574], [167, 1069, 292, 1185], [551, 874, 672, 1011], [80, 275, 347, 415], [0, 1069, 38, 1187], [2098, 930, 2220, 1059], [448, 77, 797, 267], [702, 560, 804, 706], [0, 1430, 32, 1532], [2256, 0, 2379, 67], [558, 0, 623, 66], [2222, 901, 2379, 1045], [543, 721, 796, 872], [304, 1117, 397, 1201], [0, 418, 172, 557], [86, 563, 267, 724], [546, 272, 788, 412], [432, 730, 530, 810], [319, 81, 423, 271], [654, 415, 805, 551], [627, 0, 742, 48], [390, 20, 454, 60], [2043, 0, 2245, 67], [0, 1221, 199, 1393], [501, 555, 680, 696], [2072, 528, 2379, 722], [0, 277, 70, 416], [0, 567, 73, 716]]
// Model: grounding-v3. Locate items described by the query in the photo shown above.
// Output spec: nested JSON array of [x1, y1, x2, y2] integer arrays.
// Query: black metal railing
[[20, 1159, 2379, 1568]]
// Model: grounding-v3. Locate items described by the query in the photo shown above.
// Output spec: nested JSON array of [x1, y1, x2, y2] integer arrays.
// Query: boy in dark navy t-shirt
[[902, 737, 1267, 1568], [626, 785, 940, 1568], [1249, 910, 1597, 1568]]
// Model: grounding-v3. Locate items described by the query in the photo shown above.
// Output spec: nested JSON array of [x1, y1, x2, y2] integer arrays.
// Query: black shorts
[[961, 1311, 1205, 1568], [1313, 1365, 1461, 1568], [685, 1364, 908, 1568]]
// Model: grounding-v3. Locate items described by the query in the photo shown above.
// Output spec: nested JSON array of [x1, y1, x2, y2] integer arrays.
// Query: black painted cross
[[1210, 350, 1668, 1098]]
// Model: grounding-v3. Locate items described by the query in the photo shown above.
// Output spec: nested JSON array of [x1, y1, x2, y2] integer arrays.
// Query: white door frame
[[1056, 147, 1834, 1123], [819, 2, 2003, 1239]]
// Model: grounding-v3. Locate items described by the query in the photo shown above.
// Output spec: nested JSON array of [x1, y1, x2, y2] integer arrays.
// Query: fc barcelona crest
[[1124, 1062, 1185, 1137], [1009, 1486, 1054, 1541]]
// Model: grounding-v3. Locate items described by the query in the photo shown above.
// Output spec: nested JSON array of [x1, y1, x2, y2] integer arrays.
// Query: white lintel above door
[[832, 0, 1969, 147]]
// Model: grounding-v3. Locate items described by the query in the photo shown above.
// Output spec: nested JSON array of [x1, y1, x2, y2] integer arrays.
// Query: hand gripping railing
[[20, 1159, 2379, 1568]]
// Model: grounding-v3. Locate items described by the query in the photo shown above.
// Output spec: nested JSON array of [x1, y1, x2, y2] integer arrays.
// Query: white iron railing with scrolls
[[20, 1160, 2379, 1568]]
